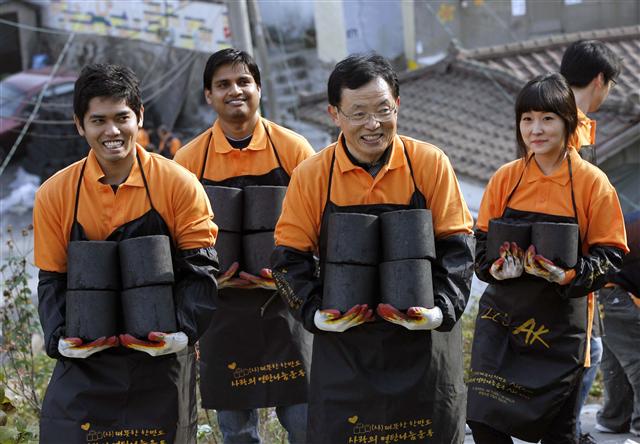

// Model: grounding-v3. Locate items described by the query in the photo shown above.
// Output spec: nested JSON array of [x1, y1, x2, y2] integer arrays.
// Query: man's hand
[[119, 332, 188, 356], [489, 241, 524, 280], [314, 304, 374, 332], [239, 268, 276, 291], [218, 262, 255, 289], [524, 245, 575, 285], [58, 336, 118, 358], [376, 304, 443, 330]]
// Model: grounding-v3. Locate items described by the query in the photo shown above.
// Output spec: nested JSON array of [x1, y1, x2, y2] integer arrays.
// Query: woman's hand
[[489, 242, 524, 280], [524, 245, 576, 285]]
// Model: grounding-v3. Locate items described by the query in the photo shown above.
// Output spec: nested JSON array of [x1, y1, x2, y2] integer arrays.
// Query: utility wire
[[0, 32, 76, 177]]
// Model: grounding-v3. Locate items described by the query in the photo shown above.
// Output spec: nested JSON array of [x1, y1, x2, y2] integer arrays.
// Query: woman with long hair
[[466, 73, 628, 443]]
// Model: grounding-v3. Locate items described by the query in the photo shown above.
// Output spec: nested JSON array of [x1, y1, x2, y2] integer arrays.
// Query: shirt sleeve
[[419, 149, 474, 238], [170, 171, 217, 250], [33, 187, 68, 273], [275, 163, 322, 253]]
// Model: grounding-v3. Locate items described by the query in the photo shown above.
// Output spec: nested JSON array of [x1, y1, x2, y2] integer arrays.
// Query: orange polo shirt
[[33, 145, 216, 273], [275, 134, 474, 253], [476, 147, 627, 255], [476, 147, 627, 366], [568, 108, 596, 151], [174, 117, 315, 181]]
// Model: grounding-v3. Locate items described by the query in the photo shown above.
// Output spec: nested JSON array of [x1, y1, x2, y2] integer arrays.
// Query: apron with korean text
[[39, 155, 197, 443], [308, 142, 467, 444], [198, 122, 312, 410], [467, 154, 587, 442]]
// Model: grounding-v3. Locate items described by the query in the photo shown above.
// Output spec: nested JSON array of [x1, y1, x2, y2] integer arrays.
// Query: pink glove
[[314, 304, 374, 332], [239, 268, 276, 290], [489, 241, 524, 280], [377, 304, 443, 330], [119, 332, 188, 356], [58, 336, 118, 358], [524, 245, 575, 285], [218, 262, 255, 289]]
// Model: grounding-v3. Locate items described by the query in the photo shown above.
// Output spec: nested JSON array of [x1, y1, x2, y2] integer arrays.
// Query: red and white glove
[[377, 304, 443, 330], [239, 268, 276, 291], [489, 241, 524, 280], [314, 304, 374, 332], [524, 245, 575, 285], [119, 331, 188, 357], [58, 336, 118, 359], [218, 262, 255, 289]]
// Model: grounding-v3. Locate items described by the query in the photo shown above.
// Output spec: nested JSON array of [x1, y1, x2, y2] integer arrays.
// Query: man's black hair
[[203, 48, 261, 91], [560, 40, 621, 88], [327, 53, 399, 106], [515, 72, 578, 158], [73, 64, 142, 128]]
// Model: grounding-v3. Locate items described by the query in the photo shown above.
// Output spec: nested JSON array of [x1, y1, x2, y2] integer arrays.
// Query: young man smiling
[[175, 48, 314, 444], [34, 64, 218, 443]]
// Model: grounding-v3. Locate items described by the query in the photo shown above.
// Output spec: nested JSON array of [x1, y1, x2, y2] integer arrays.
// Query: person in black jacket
[[596, 211, 640, 437]]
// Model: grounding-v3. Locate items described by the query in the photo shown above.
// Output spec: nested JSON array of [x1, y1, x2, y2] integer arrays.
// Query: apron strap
[[72, 159, 88, 224], [567, 153, 579, 223], [401, 138, 421, 198], [198, 130, 213, 182], [504, 153, 534, 210], [263, 121, 284, 170], [325, 145, 337, 210], [137, 153, 156, 211]]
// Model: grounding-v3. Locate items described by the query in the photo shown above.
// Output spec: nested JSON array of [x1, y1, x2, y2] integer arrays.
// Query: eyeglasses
[[610, 78, 617, 89], [337, 106, 397, 124]]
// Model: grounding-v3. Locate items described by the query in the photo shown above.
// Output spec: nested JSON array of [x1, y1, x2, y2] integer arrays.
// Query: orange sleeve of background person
[[169, 137, 182, 157], [33, 145, 216, 273], [136, 128, 150, 149], [476, 148, 627, 255], [568, 108, 596, 152], [175, 118, 314, 180], [275, 135, 473, 253]]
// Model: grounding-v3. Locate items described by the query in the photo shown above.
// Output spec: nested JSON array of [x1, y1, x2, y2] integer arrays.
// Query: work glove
[[58, 336, 118, 359], [119, 331, 188, 357], [377, 304, 443, 330], [524, 245, 576, 285], [218, 262, 255, 289], [489, 241, 524, 280], [239, 268, 276, 291], [314, 304, 374, 332]]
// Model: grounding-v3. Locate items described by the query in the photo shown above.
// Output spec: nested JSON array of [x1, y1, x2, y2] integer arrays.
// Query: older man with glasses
[[271, 53, 475, 444]]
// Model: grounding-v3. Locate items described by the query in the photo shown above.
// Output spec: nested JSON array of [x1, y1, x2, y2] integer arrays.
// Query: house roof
[[463, 25, 640, 104], [297, 26, 640, 184]]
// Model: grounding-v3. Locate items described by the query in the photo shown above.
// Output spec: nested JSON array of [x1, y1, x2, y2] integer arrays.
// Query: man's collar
[[85, 145, 147, 187], [335, 134, 406, 173], [212, 118, 267, 153]]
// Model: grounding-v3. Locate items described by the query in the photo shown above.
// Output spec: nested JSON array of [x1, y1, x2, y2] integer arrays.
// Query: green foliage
[[0, 225, 52, 442]]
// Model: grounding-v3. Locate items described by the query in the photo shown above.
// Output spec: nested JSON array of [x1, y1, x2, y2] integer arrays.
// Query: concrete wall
[[414, 0, 640, 60], [0, 1, 38, 73], [315, 1, 348, 64]]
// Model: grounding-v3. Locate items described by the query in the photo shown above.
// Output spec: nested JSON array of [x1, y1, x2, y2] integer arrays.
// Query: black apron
[[39, 156, 197, 444], [198, 122, 312, 410], [308, 142, 467, 444], [467, 154, 587, 442]]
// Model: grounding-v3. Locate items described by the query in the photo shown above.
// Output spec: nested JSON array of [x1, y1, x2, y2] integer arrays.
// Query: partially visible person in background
[[560, 39, 622, 444], [596, 210, 640, 438], [157, 125, 182, 158], [136, 123, 154, 151]]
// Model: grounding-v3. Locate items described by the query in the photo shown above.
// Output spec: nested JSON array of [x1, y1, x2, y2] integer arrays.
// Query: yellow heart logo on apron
[[348, 416, 358, 424], [228, 362, 237, 370], [80, 422, 91, 431]]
